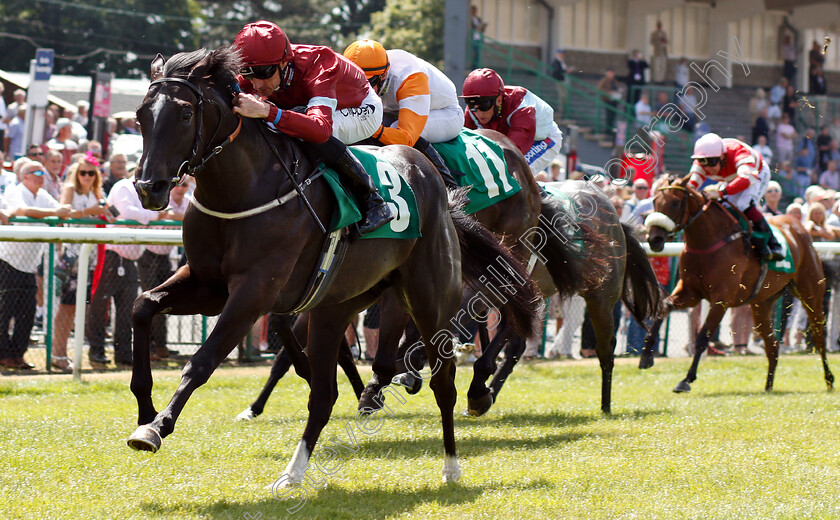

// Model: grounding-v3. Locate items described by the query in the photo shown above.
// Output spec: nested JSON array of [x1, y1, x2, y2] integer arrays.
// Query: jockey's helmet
[[461, 68, 504, 99], [691, 132, 725, 159], [234, 21, 293, 69], [343, 40, 390, 79]]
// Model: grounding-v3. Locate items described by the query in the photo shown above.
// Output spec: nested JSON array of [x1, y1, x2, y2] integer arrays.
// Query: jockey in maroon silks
[[460, 68, 563, 175], [232, 20, 393, 234], [686, 132, 784, 262]]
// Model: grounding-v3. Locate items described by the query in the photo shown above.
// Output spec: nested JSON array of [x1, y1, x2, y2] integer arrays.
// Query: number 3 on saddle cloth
[[432, 129, 522, 214], [321, 148, 421, 239]]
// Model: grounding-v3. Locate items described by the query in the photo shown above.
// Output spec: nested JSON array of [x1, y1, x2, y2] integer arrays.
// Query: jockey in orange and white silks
[[460, 68, 563, 175], [343, 39, 463, 190], [686, 133, 783, 261]]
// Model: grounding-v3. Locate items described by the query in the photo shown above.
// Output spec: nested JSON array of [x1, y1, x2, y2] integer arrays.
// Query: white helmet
[[691, 133, 724, 159]]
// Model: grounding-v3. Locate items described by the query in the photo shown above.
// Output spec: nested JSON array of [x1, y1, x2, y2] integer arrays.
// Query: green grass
[[1, 356, 840, 519]]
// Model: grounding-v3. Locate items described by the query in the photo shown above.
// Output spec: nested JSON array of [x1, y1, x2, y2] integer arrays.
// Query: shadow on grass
[[697, 388, 830, 398], [141, 479, 552, 520]]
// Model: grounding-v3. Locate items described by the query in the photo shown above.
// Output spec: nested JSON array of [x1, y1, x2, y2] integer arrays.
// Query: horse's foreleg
[[750, 299, 780, 392], [675, 303, 727, 393], [280, 305, 354, 487], [128, 280, 275, 453], [359, 291, 410, 412], [466, 320, 511, 416], [130, 265, 225, 427], [641, 286, 699, 369]]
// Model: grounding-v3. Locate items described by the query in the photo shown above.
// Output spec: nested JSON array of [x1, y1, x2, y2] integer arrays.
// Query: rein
[[656, 185, 745, 255]]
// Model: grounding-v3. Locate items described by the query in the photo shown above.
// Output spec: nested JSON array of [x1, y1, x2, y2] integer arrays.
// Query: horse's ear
[[189, 52, 214, 81], [151, 54, 165, 82]]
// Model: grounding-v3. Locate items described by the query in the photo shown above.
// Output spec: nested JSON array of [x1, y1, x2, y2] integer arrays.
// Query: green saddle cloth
[[321, 148, 421, 240], [432, 129, 521, 214], [724, 206, 794, 273]]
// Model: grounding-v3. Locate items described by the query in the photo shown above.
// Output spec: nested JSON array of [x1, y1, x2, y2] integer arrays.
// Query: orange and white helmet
[[343, 39, 389, 79], [691, 132, 724, 159]]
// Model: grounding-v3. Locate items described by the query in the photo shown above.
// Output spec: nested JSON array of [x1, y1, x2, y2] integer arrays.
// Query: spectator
[[75, 100, 89, 127], [597, 68, 621, 137], [812, 66, 828, 95], [816, 125, 832, 172], [751, 107, 769, 146], [42, 149, 64, 200], [781, 35, 797, 83], [650, 21, 668, 84], [550, 49, 568, 117], [4, 104, 26, 158], [753, 134, 774, 166], [635, 92, 652, 126], [829, 116, 840, 143], [677, 86, 698, 132], [748, 88, 769, 123], [102, 152, 128, 194], [535, 160, 564, 182], [800, 128, 817, 169], [761, 181, 783, 216], [795, 146, 815, 188], [774, 160, 799, 204], [625, 49, 649, 104], [782, 84, 798, 124], [470, 5, 487, 69], [775, 113, 797, 164], [25, 143, 44, 163], [828, 139, 840, 163], [47, 118, 79, 165], [786, 201, 803, 221], [769, 77, 788, 106], [3, 89, 26, 125], [0, 84, 6, 145], [0, 161, 70, 370], [61, 107, 87, 142], [50, 157, 110, 372], [809, 41, 825, 93], [138, 181, 189, 361], [85, 172, 166, 367], [820, 160, 840, 191], [674, 57, 689, 89]]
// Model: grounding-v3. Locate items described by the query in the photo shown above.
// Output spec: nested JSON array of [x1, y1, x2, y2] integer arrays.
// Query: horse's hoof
[[672, 380, 691, 393], [127, 425, 161, 453], [392, 372, 422, 395], [235, 407, 256, 421], [358, 388, 384, 413], [442, 455, 461, 483], [638, 354, 655, 369], [466, 390, 494, 416]]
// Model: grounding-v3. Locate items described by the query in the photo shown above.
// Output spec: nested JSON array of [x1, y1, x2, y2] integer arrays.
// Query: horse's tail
[[449, 201, 541, 340], [536, 194, 592, 300], [620, 222, 663, 324]]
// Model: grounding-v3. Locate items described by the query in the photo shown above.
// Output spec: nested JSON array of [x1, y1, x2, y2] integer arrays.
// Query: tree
[[364, 0, 444, 68], [0, 0, 201, 77]]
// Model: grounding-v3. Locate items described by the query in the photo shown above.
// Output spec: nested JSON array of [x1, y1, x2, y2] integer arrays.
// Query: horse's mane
[[162, 46, 242, 92]]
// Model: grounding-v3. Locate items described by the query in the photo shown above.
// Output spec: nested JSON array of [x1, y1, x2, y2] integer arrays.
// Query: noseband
[[148, 77, 242, 185]]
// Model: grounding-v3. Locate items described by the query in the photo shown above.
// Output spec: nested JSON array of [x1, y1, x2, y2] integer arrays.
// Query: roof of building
[[0, 69, 148, 116]]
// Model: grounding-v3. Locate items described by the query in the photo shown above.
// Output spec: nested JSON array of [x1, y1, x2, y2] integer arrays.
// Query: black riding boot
[[752, 213, 784, 262], [413, 137, 460, 189], [333, 147, 394, 235]]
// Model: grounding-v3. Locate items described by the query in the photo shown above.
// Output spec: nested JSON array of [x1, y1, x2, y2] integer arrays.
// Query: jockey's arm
[[506, 106, 537, 155], [234, 91, 335, 143], [686, 163, 705, 190], [720, 174, 752, 196], [377, 72, 430, 146]]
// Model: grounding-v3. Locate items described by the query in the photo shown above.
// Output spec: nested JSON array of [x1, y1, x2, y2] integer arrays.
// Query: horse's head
[[644, 174, 699, 251], [135, 47, 241, 209]]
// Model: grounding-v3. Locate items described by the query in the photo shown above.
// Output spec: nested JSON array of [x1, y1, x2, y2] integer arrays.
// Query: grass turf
[[1, 355, 839, 519]]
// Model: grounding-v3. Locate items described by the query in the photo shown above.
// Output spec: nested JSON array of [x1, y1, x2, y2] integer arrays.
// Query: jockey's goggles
[[695, 156, 721, 167], [465, 96, 497, 112], [240, 64, 278, 80], [368, 73, 386, 94]]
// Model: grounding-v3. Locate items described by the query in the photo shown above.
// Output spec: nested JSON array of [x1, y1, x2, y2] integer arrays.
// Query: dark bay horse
[[392, 180, 663, 416], [127, 46, 540, 485], [234, 128, 549, 422], [642, 175, 834, 393]]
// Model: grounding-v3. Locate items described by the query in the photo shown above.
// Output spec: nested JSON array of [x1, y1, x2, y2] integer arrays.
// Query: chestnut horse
[[642, 175, 834, 393], [127, 46, 540, 485]]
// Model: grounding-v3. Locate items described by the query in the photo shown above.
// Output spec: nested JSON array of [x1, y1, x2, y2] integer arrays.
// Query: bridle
[[147, 77, 242, 185], [654, 183, 707, 237]]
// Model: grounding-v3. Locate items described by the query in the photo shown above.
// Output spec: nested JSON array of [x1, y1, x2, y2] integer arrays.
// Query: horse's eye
[[182, 110, 193, 121]]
